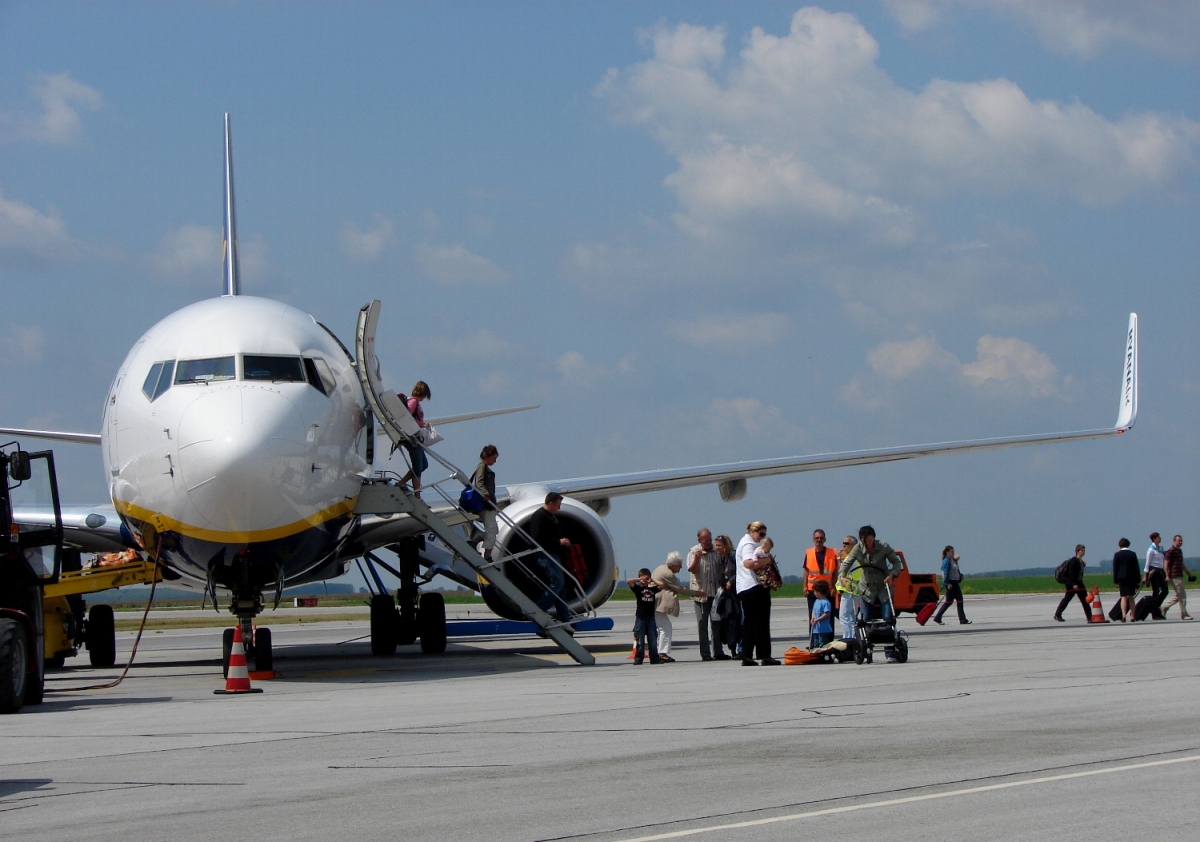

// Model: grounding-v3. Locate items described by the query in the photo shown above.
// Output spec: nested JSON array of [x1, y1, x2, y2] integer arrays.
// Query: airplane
[[3, 115, 1139, 671]]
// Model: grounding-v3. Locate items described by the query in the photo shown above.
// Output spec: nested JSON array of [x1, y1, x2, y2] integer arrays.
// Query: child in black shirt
[[627, 568, 663, 664]]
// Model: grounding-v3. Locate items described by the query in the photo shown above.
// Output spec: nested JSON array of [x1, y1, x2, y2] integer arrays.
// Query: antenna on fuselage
[[222, 113, 241, 297]]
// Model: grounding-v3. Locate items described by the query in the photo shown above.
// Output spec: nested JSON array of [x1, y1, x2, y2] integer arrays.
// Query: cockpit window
[[304, 357, 336, 396], [175, 356, 236, 384], [243, 355, 305, 383], [141, 361, 175, 401]]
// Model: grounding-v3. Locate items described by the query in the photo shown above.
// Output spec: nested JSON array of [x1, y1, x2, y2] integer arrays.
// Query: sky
[[1, 1, 1197, 584]]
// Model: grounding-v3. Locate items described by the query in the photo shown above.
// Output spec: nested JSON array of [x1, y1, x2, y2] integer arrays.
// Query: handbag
[[458, 487, 485, 513], [418, 424, 444, 446], [755, 558, 783, 591]]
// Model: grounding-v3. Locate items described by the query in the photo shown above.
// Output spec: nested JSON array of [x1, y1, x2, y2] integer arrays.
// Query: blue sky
[[2, 1, 1197, 580]]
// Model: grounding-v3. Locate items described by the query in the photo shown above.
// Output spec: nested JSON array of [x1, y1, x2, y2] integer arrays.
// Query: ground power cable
[[47, 568, 160, 693]]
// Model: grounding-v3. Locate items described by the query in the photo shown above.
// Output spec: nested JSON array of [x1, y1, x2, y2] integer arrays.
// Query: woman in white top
[[736, 521, 780, 666]]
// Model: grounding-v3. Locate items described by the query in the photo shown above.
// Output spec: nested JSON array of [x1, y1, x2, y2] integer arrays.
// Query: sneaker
[[1183, 615, 1194, 621], [932, 617, 944, 625], [741, 659, 758, 666], [713, 652, 731, 661], [960, 620, 973, 625], [761, 658, 781, 666], [886, 656, 898, 664], [1053, 615, 1065, 622]]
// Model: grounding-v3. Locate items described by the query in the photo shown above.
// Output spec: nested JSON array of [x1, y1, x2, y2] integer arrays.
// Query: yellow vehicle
[[41, 550, 161, 668]]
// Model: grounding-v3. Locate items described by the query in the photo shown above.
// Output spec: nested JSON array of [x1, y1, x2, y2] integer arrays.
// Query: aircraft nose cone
[[177, 387, 310, 531]]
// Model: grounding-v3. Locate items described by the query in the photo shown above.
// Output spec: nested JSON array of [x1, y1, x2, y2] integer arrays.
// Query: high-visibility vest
[[804, 546, 838, 596]]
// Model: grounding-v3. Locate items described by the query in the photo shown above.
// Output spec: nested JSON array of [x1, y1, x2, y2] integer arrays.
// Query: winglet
[[1115, 312, 1137, 431], [222, 113, 241, 297]]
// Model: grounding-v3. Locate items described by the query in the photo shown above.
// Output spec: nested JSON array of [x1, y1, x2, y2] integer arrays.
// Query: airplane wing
[[0, 410, 539, 446], [508, 313, 1139, 506], [0, 427, 100, 445], [425, 405, 539, 426], [13, 504, 133, 553]]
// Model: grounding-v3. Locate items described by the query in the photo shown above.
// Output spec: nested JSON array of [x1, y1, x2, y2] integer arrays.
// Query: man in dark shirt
[[1054, 544, 1091, 622], [627, 568, 663, 664], [1112, 537, 1141, 622], [1161, 534, 1193, 620], [525, 492, 572, 622]]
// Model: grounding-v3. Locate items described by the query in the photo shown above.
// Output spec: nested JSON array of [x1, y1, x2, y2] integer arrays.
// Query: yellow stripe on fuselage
[[113, 497, 358, 544]]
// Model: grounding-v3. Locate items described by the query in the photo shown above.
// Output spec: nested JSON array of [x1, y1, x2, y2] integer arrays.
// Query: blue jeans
[[535, 554, 570, 621], [838, 593, 860, 639], [811, 631, 833, 649], [632, 615, 659, 662], [403, 442, 428, 480]]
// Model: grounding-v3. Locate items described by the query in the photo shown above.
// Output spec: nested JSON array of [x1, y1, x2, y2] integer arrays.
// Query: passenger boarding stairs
[[352, 301, 595, 665]]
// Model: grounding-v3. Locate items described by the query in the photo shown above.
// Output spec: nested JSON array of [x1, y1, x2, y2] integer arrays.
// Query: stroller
[[853, 583, 909, 664]]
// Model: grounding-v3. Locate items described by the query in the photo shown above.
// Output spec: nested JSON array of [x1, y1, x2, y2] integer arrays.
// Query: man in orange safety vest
[[804, 530, 841, 631]]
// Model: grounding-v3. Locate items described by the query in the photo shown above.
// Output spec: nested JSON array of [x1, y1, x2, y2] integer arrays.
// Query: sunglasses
[[842, 541, 854, 546]]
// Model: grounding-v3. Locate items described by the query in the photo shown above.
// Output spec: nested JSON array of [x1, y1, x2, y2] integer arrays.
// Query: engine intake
[[480, 496, 617, 621]]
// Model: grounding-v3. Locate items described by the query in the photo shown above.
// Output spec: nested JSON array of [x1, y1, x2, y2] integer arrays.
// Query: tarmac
[[3, 594, 1198, 841]]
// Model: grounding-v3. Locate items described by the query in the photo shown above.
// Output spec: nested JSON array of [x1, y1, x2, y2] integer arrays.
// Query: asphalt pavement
[[2, 594, 1197, 841]]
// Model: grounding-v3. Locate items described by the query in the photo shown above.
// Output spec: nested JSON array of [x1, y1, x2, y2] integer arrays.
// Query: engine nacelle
[[479, 495, 618, 621]]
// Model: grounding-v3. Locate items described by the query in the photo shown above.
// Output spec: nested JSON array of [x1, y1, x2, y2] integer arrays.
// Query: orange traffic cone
[[1089, 587, 1108, 624], [627, 637, 637, 660], [215, 625, 264, 694]]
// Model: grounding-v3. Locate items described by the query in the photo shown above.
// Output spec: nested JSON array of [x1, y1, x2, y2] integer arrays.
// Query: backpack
[[1054, 559, 1072, 584]]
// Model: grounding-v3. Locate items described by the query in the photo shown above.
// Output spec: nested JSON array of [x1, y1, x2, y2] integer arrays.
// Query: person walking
[[471, 445, 499, 562], [1160, 534, 1193, 620], [1111, 537, 1141, 622], [686, 528, 723, 660], [803, 529, 840, 642], [1053, 544, 1091, 622], [736, 521, 780, 666], [711, 534, 740, 659], [1144, 533, 1168, 620], [398, 380, 432, 494], [837, 525, 903, 662], [933, 545, 971, 625], [652, 552, 701, 662], [525, 492, 572, 623]]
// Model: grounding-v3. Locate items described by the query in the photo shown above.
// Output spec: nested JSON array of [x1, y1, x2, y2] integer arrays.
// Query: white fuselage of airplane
[[102, 295, 371, 592]]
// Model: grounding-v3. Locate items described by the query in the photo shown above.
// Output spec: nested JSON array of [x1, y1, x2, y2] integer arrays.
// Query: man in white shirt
[[1144, 532, 1168, 621]]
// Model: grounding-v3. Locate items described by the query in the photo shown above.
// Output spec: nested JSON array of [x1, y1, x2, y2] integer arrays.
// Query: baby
[[754, 536, 775, 564]]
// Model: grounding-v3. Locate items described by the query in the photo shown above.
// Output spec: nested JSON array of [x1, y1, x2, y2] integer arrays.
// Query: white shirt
[[1145, 544, 1165, 573], [736, 534, 760, 593]]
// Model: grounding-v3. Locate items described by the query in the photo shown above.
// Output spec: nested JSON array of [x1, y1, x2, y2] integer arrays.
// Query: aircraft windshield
[[142, 360, 175, 400], [243, 355, 306, 383], [175, 356, 236, 384]]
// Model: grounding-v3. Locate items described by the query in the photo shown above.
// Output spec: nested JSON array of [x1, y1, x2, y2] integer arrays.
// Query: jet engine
[[479, 495, 617, 621]]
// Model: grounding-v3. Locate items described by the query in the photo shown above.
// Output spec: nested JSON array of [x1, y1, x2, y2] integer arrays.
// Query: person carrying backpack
[[1053, 544, 1090, 622]]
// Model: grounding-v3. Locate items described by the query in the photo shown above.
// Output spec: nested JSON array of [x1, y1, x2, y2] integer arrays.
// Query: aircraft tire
[[370, 594, 398, 656], [418, 593, 447, 654], [87, 605, 116, 668], [254, 627, 273, 672], [0, 619, 28, 714], [222, 627, 235, 678]]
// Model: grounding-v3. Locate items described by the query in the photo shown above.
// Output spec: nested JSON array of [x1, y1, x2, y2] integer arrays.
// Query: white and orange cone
[[215, 625, 264, 695], [1089, 587, 1108, 624]]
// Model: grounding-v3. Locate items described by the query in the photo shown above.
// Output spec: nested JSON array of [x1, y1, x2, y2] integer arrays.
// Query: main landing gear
[[368, 538, 447, 657]]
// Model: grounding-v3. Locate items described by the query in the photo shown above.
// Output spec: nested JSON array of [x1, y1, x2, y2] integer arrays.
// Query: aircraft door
[[354, 300, 422, 446]]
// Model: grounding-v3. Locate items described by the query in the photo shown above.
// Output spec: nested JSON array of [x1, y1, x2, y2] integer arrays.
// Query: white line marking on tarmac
[[615, 754, 1200, 841]]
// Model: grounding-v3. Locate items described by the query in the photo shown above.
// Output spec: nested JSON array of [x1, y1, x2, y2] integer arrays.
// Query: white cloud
[[554, 350, 637, 389], [0, 188, 75, 258], [0, 325, 47, 364], [667, 313, 792, 349], [338, 214, 394, 262], [868, 336, 959, 379], [414, 243, 509, 286], [962, 335, 1063, 397], [883, 1, 1200, 59], [7, 72, 104, 144], [846, 331, 1071, 404], [693, 396, 807, 447], [147, 223, 269, 287], [598, 5, 1200, 247]]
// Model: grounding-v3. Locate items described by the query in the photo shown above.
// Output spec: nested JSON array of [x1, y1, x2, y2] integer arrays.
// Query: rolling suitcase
[[1133, 595, 1157, 622], [916, 601, 938, 626]]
